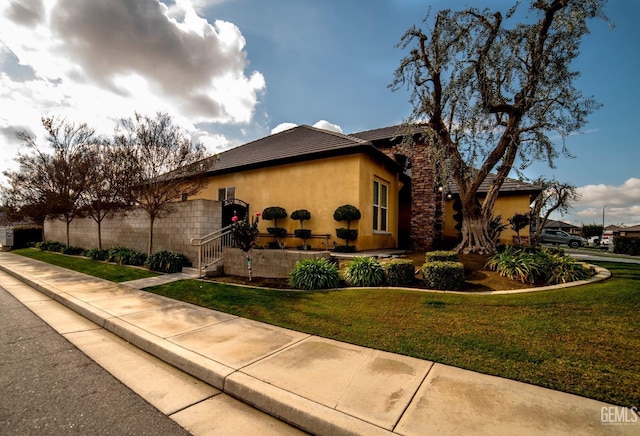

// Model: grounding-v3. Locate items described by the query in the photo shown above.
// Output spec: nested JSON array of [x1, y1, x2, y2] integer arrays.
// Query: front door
[[222, 199, 249, 227]]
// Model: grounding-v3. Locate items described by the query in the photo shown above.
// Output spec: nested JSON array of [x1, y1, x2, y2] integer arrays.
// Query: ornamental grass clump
[[145, 250, 184, 273], [289, 257, 341, 290], [485, 246, 591, 285], [106, 246, 147, 266], [343, 256, 384, 287]]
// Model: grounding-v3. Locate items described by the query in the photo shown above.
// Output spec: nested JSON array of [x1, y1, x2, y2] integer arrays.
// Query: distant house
[[543, 220, 581, 235], [610, 225, 640, 239]]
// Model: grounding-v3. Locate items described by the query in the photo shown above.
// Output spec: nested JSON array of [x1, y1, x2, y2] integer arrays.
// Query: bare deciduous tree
[[530, 177, 579, 243], [391, 0, 607, 254], [115, 112, 208, 254], [80, 139, 138, 249], [5, 117, 95, 246]]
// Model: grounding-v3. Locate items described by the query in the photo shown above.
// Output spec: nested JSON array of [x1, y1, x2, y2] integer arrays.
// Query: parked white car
[[600, 231, 614, 245], [587, 236, 601, 247]]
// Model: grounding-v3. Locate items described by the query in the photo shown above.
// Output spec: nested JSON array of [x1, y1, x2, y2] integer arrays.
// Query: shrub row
[[486, 245, 591, 285], [35, 241, 189, 273], [289, 256, 419, 290], [614, 236, 640, 256], [422, 261, 465, 290]]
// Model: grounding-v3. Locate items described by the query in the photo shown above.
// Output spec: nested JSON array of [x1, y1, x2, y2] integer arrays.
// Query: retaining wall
[[223, 247, 331, 279]]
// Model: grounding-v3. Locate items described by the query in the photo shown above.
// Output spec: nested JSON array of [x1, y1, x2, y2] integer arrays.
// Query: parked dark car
[[538, 229, 586, 248]]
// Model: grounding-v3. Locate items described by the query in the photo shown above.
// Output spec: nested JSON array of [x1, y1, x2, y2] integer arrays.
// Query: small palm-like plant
[[343, 256, 384, 287]]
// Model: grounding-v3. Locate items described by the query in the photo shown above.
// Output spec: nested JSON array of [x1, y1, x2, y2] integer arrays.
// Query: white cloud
[[553, 178, 640, 226], [270, 120, 343, 135], [0, 0, 265, 173], [312, 120, 343, 133], [271, 123, 298, 135]]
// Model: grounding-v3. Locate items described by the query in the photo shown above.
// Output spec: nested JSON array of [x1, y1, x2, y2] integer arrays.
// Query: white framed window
[[373, 179, 388, 232], [218, 187, 236, 201]]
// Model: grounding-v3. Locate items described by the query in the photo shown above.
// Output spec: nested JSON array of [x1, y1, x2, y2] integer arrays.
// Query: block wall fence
[[44, 199, 222, 262]]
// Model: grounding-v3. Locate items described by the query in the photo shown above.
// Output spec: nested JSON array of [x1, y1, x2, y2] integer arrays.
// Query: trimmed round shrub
[[383, 259, 416, 287], [422, 261, 465, 290], [425, 250, 459, 263], [343, 257, 384, 287], [333, 204, 361, 222], [266, 227, 287, 236], [289, 258, 340, 290], [145, 250, 184, 273], [290, 209, 311, 222], [294, 229, 312, 239], [262, 206, 287, 221], [335, 228, 358, 241]]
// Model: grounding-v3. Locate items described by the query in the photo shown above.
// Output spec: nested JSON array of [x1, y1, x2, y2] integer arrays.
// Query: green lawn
[[145, 261, 640, 408], [11, 247, 639, 407], [13, 248, 158, 282]]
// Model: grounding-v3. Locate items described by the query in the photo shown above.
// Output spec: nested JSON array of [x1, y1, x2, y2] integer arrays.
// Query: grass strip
[[12, 248, 158, 282]]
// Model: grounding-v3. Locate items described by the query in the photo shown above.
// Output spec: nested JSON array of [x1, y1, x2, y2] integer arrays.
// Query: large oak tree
[[391, 0, 607, 254]]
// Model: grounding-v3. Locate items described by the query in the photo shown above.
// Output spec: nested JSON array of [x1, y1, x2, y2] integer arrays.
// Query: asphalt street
[[0, 285, 191, 436]]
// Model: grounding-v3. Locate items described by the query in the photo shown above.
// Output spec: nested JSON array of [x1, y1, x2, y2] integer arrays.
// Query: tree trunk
[[97, 219, 103, 250], [65, 217, 71, 247], [148, 215, 155, 255], [455, 196, 494, 255]]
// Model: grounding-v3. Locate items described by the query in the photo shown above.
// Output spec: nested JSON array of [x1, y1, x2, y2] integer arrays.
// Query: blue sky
[[0, 0, 638, 226]]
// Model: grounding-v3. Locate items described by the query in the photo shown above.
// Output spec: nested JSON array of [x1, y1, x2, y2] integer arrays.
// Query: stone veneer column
[[409, 144, 438, 251], [378, 142, 438, 251]]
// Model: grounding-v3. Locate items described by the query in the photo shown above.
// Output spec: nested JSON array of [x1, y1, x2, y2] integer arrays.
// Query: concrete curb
[[0, 260, 396, 435]]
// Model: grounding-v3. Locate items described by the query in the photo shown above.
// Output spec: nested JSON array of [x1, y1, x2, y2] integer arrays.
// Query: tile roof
[[543, 219, 580, 229], [349, 124, 429, 142], [199, 125, 400, 176], [446, 173, 543, 196]]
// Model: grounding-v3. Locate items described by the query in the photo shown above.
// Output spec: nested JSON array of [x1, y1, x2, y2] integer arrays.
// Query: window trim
[[218, 186, 236, 201], [373, 179, 389, 233]]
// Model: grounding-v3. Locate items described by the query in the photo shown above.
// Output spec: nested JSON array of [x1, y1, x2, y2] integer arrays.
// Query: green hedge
[[422, 261, 465, 290], [383, 259, 415, 287], [425, 250, 459, 263], [614, 236, 640, 256]]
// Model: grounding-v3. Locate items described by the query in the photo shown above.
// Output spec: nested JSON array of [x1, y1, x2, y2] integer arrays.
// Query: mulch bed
[[205, 253, 533, 292]]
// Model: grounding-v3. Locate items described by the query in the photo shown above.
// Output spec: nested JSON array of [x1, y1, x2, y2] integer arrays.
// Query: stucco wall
[[44, 199, 221, 262], [192, 154, 401, 251], [443, 194, 533, 245]]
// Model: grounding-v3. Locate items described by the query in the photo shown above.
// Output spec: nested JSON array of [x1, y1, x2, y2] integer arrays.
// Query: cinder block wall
[[44, 199, 222, 262], [223, 247, 331, 279]]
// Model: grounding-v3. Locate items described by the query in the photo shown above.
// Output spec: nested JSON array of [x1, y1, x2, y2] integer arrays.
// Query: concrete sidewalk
[[0, 252, 636, 435]]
